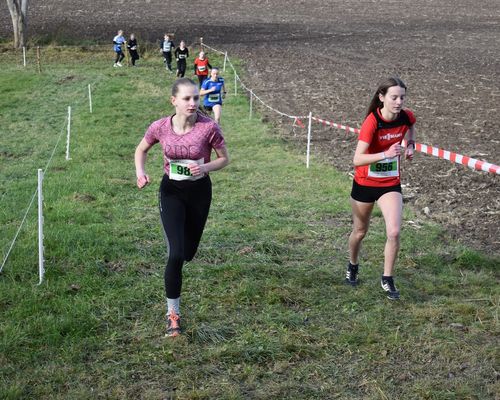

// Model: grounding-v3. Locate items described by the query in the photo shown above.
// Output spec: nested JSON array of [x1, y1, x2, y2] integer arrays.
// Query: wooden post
[[200, 37, 203, 52], [124, 41, 129, 66], [36, 46, 41, 73]]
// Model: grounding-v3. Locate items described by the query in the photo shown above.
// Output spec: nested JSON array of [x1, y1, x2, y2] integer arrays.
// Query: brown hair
[[366, 77, 407, 118], [171, 78, 197, 97]]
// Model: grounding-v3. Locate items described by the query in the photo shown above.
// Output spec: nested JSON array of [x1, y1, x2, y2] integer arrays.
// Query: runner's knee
[[386, 226, 400, 242], [352, 226, 368, 241]]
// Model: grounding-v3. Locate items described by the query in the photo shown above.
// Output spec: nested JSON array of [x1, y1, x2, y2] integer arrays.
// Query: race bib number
[[198, 65, 206, 71], [178, 54, 187, 59], [169, 158, 204, 181], [208, 93, 221, 103], [368, 157, 399, 178]]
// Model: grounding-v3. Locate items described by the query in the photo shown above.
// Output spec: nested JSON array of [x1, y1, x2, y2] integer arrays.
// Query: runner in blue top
[[200, 67, 226, 124], [113, 30, 126, 67]]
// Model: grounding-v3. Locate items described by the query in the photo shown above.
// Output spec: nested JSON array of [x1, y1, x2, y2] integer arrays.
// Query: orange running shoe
[[166, 311, 181, 337]]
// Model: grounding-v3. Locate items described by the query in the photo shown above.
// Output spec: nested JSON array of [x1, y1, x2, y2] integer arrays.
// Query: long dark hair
[[171, 77, 197, 97], [366, 77, 407, 118]]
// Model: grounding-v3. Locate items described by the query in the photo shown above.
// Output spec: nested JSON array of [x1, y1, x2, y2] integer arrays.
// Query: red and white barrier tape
[[309, 116, 500, 175], [311, 116, 360, 135], [411, 142, 500, 175]]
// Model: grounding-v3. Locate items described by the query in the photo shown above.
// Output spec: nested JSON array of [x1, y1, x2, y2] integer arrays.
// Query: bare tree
[[6, 0, 29, 48]]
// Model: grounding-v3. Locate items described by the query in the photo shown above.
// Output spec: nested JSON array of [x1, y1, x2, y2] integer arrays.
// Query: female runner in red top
[[345, 77, 416, 300], [193, 51, 212, 87]]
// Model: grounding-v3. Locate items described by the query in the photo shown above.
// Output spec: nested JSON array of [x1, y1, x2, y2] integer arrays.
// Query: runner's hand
[[385, 143, 402, 158], [188, 163, 206, 176], [137, 174, 150, 188], [405, 144, 414, 161]]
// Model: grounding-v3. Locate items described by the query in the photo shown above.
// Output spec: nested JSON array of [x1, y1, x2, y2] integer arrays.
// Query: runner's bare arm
[[188, 146, 229, 175], [405, 125, 416, 160], [353, 140, 402, 167], [135, 138, 154, 188]]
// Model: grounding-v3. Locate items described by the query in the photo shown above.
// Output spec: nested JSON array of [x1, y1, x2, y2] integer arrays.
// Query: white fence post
[[88, 84, 93, 113], [306, 112, 312, 168], [23, 46, 26, 67], [249, 90, 253, 119], [37, 168, 45, 285], [66, 106, 71, 160], [223, 51, 227, 72], [234, 73, 237, 96]]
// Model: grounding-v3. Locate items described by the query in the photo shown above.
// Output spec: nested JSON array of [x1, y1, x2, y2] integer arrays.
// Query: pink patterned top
[[143, 113, 226, 176]]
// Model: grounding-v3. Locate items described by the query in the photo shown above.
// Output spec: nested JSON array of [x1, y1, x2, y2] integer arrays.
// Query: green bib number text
[[371, 160, 397, 173], [172, 163, 192, 176]]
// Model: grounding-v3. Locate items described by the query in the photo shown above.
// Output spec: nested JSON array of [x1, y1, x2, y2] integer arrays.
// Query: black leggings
[[115, 51, 125, 63], [128, 50, 139, 65], [177, 60, 187, 77], [197, 74, 208, 87], [159, 174, 212, 299], [163, 51, 173, 70]]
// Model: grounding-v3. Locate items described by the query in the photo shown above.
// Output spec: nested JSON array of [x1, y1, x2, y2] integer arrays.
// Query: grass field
[[0, 47, 498, 399]]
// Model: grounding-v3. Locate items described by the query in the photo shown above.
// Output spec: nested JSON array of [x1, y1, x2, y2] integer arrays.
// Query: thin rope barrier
[[0, 115, 67, 273]]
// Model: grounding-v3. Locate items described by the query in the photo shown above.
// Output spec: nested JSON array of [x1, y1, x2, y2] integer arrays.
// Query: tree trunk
[[6, 0, 29, 48]]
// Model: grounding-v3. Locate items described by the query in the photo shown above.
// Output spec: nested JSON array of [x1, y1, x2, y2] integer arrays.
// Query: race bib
[[198, 65, 206, 71], [178, 54, 187, 59], [368, 156, 399, 178], [169, 158, 205, 181], [208, 93, 221, 103]]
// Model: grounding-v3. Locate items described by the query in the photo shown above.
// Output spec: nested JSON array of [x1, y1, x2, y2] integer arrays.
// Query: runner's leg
[[377, 191, 403, 276]]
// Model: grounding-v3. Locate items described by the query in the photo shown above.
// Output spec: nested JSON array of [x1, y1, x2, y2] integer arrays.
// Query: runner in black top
[[175, 40, 189, 78], [127, 34, 139, 66]]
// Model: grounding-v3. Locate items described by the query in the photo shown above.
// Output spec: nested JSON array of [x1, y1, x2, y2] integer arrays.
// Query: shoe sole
[[345, 279, 358, 286]]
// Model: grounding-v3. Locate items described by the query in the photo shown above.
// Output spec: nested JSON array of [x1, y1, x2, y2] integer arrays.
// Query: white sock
[[167, 297, 180, 316]]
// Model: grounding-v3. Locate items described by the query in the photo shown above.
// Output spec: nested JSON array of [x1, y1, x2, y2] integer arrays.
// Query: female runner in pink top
[[134, 78, 229, 337]]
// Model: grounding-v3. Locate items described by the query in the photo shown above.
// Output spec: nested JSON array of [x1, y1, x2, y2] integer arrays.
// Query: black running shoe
[[381, 276, 400, 300], [345, 263, 359, 286]]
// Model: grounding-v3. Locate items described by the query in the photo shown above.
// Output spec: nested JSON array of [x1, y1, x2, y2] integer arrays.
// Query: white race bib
[[198, 65, 206, 71], [368, 156, 399, 178], [208, 93, 221, 103], [169, 158, 205, 181]]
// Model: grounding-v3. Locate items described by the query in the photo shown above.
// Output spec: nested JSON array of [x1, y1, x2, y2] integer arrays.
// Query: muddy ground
[[0, 0, 498, 253]]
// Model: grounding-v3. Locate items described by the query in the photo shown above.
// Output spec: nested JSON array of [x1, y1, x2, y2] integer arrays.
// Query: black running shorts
[[351, 180, 401, 203]]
